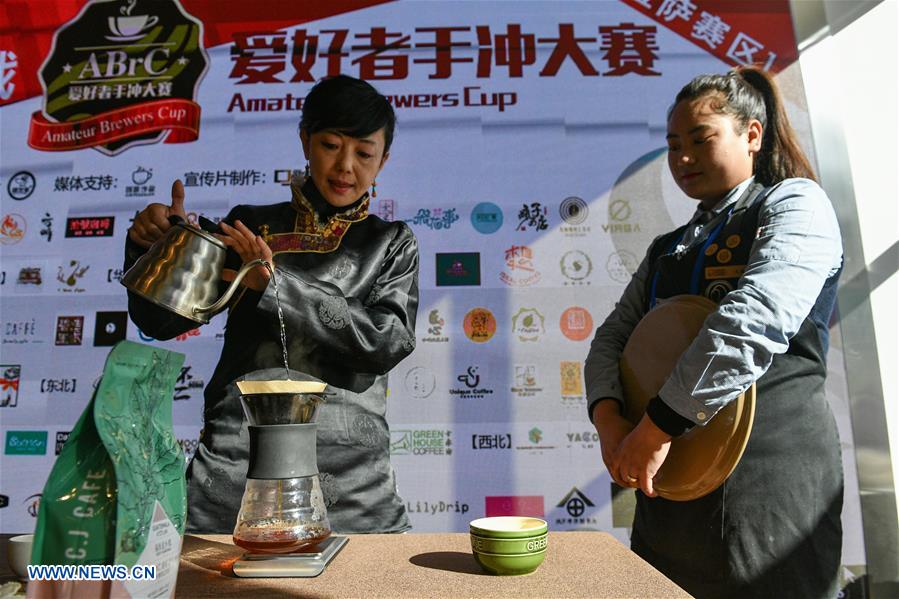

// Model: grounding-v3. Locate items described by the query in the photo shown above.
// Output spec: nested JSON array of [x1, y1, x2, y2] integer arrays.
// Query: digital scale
[[232, 535, 348, 578]]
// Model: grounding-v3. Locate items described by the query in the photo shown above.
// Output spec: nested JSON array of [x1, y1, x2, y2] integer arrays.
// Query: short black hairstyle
[[299, 75, 396, 154]]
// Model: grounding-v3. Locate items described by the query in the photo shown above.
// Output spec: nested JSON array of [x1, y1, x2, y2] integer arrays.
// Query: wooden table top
[[1, 531, 690, 598], [173, 531, 691, 598]]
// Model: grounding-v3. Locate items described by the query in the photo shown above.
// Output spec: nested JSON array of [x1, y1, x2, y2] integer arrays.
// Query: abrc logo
[[27, 0, 208, 155]]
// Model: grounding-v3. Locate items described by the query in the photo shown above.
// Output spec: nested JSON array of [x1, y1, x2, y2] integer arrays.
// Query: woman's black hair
[[669, 67, 816, 186], [299, 75, 396, 154]]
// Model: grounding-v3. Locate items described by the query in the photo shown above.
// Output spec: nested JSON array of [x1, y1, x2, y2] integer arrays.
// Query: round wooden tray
[[620, 294, 755, 501]]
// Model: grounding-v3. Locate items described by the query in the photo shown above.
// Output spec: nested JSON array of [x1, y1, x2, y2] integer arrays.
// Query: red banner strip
[[27, 98, 201, 151], [619, 0, 798, 73]]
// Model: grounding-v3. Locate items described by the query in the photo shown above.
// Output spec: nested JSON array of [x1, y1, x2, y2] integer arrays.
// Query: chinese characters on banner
[[622, 0, 798, 71], [229, 23, 665, 84]]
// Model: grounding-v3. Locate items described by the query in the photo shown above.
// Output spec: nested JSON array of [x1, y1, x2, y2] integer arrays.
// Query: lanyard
[[649, 207, 734, 309]]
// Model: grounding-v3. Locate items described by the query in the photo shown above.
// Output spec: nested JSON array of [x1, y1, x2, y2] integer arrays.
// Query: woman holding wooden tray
[[585, 67, 843, 598]]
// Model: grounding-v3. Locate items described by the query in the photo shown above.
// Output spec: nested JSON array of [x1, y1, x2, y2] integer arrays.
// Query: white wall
[[831, 0, 898, 514], [798, 0, 899, 588]]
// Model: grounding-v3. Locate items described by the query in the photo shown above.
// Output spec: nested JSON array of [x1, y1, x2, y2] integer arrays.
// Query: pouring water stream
[[262, 260, 289, 516], [262, 261, 290, 381]]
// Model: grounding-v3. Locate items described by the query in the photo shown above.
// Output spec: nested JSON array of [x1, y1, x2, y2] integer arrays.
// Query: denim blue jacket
[[585, 176, 843, 426]]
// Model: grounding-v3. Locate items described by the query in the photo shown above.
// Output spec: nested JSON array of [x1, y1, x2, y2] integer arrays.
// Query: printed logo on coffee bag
[[28, 0, 208, 155]]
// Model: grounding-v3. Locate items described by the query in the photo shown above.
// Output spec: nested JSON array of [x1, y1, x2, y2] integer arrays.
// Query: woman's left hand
[[217, 220, 274, 292], [611, 414, 672, 497]]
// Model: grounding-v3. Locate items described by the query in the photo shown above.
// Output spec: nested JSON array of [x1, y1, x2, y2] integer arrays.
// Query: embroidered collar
[[261, 175, 369, 255]]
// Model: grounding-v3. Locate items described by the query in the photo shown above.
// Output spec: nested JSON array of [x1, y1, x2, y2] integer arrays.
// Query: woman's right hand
[[592, 399, 635, 487], [128, 180, 188, 249]]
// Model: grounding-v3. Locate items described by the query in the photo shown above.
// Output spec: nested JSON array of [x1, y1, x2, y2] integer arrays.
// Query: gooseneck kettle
[[121, 215, 268, 324]]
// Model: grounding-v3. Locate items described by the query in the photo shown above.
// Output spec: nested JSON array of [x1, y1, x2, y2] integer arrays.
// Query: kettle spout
[[194, 259, 272, 317]]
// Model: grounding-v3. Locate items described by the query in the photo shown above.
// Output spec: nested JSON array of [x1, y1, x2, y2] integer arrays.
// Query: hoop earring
[[371, 179, 377, 198], [304, 163, 310, 178]]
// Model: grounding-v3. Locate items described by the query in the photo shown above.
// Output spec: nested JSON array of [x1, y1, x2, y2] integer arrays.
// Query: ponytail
[[736, 67, 816, 185], [671, 67, 817, 186]]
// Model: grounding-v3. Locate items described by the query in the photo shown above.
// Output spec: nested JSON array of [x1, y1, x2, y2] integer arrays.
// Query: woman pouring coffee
[[124, 75, 419, 534]]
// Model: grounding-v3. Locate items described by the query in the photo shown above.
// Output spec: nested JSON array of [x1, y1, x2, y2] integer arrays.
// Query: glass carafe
[[232, 382, 331, 553]]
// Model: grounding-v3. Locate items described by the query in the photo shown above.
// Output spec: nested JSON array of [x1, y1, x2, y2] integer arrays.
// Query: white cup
[[108, 15, 158, 37], [7, 534, 33, 581]]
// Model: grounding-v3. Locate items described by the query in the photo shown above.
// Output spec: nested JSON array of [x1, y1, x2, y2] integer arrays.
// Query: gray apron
[[633, 184, 843, 598]]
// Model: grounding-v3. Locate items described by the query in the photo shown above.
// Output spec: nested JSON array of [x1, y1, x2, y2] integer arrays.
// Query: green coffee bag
[[30, 341, 187, 598]]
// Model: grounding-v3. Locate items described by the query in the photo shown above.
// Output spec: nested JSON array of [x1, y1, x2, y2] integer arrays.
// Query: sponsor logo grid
[[0, 5, 867, 583]]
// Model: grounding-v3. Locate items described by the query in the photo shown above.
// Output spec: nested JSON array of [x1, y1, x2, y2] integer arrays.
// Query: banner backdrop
[[0, 0, 866, 587]]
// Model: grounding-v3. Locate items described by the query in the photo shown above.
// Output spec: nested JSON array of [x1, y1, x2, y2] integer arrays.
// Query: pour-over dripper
[[237, 379, 326, 425], [233, 376, 333, 554]]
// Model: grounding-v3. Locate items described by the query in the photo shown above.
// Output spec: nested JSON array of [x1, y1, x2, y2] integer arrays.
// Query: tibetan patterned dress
[[125, 177, 419, 534]]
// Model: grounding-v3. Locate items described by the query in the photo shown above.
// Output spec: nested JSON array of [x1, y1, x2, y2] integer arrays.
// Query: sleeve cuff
[[124, 234, 148, 266], [646, 396, 695, 437]]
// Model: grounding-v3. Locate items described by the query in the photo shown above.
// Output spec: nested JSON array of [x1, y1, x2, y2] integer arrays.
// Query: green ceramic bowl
[[470, 532, 548, 555], [472, 548, 547, 576], [469, 516, 548, 539]]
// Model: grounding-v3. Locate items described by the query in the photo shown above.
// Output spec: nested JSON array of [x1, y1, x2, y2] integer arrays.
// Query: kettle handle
[[193, 259, 271, 317]]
